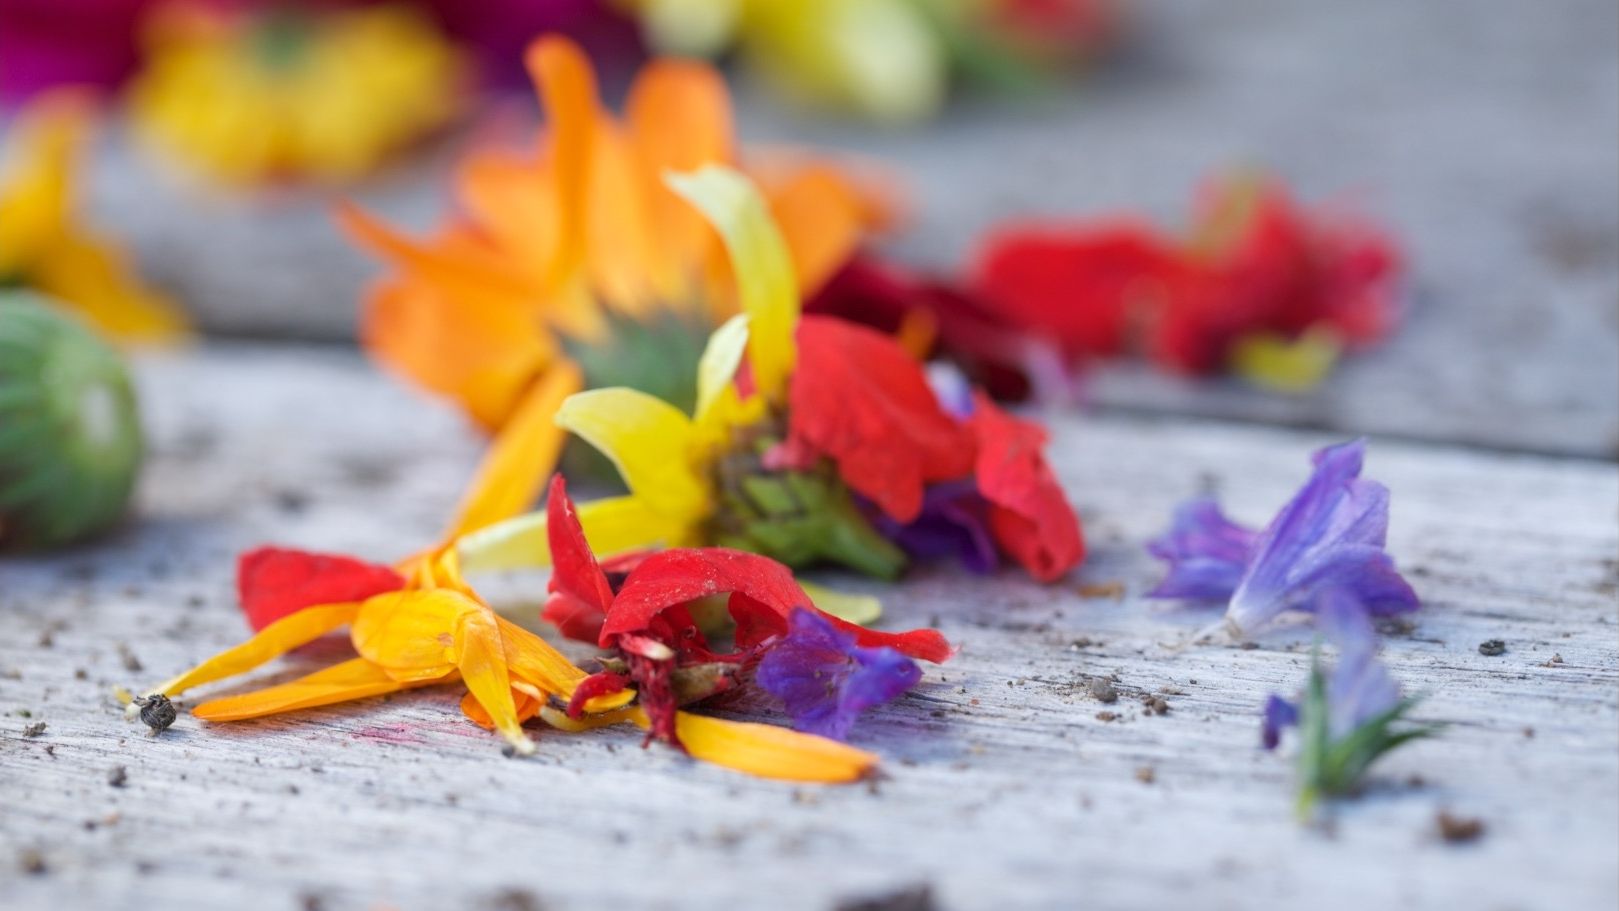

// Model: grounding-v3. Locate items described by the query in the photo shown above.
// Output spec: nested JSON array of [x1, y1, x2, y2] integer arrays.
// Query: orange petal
[[446, 360, 583, 538], [336, 201, 540, 303], [147, 602, 359, 698], [538, 704, 641, 732], [494, 615, 588, 694], [525, 35, 599, 290], [349, 590, 471, 678], [453, 605, 534, 753], [454, 148, 559, 285], [192, 658, 434, 722], [766, 164, 870, 298]]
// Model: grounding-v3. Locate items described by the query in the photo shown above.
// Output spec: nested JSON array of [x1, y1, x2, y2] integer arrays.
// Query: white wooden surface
[[1, 346, 1614, 911]]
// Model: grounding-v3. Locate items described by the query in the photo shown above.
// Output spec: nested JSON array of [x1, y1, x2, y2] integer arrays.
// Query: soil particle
[[486, 888, 547, 911], [1540, 653, 1564, 667], [834, 884, 936, 911], [19, 849, 46, 875], [1436, 811, 1486, 844], [1095, 711, 1118, 722], [107, 765, 128, 788], [1135, 766, 1156, 785], [22, 721, 46, 737], [1477, 639, 1507, 657], [117, 643, 143, 673], [1076, 581, 1125, 600], [1141, 695, 1171, 716], [1087, 679, 1119, 703]]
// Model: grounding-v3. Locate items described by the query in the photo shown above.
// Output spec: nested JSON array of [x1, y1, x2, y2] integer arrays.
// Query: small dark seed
[[136, 695, 177, 734], [1478, 639, 1506, 657], [107, 766, 128, 788]]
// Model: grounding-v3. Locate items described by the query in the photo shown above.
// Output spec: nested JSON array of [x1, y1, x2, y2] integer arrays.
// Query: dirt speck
[[1436, 811, 1486, 844], [22, 721, 46, 738], [835, 884, 935, 911], [19, 849, 46, 875], [1141, 695, 1171, 716], [1135, 766, 1156, 785], [116, 642, 143, 673], [1076, 581, 1125, 600], [1087, 678, 1118, 704], [1540, 653, 1564, 667], [1095, 711, 1118, 722], [486, 888, 547, 911], [107, 765, 128, 788], [1477, 639, 1507, 657]]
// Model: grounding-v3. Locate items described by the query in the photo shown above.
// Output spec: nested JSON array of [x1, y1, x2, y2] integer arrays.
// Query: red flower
[[967, 394, 1085, 581], [236, 548, 406, 632], [786, 315, 976, 523]]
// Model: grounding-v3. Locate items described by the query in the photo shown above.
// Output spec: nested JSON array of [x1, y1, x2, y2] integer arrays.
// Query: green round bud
[[0, 292, 144, 550]]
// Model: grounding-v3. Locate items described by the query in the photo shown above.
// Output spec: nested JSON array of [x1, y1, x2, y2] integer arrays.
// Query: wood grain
[[2, 346, 1614, 911]]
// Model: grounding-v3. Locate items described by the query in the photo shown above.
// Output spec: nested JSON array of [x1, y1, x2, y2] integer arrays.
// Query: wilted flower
[[1263, 593, 1441, 818], [1146, 438, 1418, 638], [756, 608, 922, 740]]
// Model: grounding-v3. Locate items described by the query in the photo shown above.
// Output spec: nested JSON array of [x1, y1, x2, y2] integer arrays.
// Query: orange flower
[[125, 416, 876, 782], [337, 35, 889, 536]]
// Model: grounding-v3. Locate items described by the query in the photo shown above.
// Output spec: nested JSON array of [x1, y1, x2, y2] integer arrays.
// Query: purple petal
[[1262, 694, 1299, 750], [755, 608, 922, 740], [1316, 590, 1401, 736], [1145, 497, 1258, 601], [871, 482, 1001, 576]]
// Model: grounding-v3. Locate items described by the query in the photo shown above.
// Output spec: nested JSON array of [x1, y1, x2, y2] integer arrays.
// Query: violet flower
[[1263, 592, 1440, 818], [870, 480, 1001, 575], [755, 608, 922, 740], [1147, 438, 1419, 637]]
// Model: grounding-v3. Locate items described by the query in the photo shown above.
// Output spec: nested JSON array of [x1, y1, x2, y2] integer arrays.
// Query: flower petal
[[236, 548, 406, 632], [350, 590, 472, 679], [524, 35, 598, 290], [665, 165, 799, 402], [555, 386, 708, 519], [654, 709, 878, 783], [453, 605, 535, 754], [146, 602, 359, 699], [456, 493, 695, 573], [967, 393, 1084, 581], [446, 361, 583, 538], [192, 658, 427, 722], [1144, 497, 1257, 601]]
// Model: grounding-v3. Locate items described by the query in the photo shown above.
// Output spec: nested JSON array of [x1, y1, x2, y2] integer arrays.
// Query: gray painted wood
[[2, 346, 1615, 911]]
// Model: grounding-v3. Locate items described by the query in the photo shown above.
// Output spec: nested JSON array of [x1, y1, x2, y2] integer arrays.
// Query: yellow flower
[[0, 91, 188, 343], [457, 165, 798, 573], [128, 3, 466, 185]]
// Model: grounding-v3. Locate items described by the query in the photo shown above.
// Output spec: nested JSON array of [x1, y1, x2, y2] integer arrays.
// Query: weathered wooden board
[[2, 346, 1615, 911], [79, 0, 1619, 457]]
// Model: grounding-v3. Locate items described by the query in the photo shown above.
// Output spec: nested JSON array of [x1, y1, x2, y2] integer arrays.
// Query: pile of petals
[[128, 2, 467, 185], [813, 172, 1405, 397], [457, 164, 1084, 586], [1144, 437, 1419, 638], [129, 495, 949, 782], [0, 90, 188, 344], [340, 35, 890, 535], [625, 0, 1123, 124]]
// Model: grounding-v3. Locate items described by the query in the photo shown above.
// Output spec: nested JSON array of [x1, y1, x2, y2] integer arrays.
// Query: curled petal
[[756, 608, 921, 740], [237, 548, 405, 632], [1144, 498, 1257, 601], [968, 394, 1084, 582]]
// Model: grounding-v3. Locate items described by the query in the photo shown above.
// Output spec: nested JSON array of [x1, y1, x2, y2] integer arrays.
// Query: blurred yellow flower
[[128, 2, 466, 185], [0, 91, 187, 343]]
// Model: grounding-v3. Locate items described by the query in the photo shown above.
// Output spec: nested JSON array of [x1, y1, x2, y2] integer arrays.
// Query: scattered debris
[[116, 643, 143, 673], [1069, 636, 1098, 650], [107, 766, 128, 788], [1141, 695, 1171, 716], [1087, 678, 1119, 704], [1076, 581, 1125, 600], [1135, 766, 1156, 785], [1541, 653, 1564, 668], [1477, 639, 1506, 657], [486, 888, 546, 911], [1095, 711, 1118, 722], [22, 721, 46, 738], [19, 849, 46, 875], [1377, 616, 1417, 637], [1436, 811, 1485, 844], [835, 884, 936, 911], [134, 694, 178, 735]]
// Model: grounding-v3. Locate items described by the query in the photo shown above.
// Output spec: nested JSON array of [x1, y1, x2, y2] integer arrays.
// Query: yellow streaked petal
[[456, 493, 697, 574], [539, 704, 643, 732], [453, 606, 534, 754], [350, 590, 472, 677], [446, 361, 583, 539], [494, 615, 587, 694], [555, 387, 708, 517], [145, 602, 359, 698], [192, 658, 432, 722], [800, 581, 882, 625], [693, 313, 749, 426], [665, 165, 799, 402]]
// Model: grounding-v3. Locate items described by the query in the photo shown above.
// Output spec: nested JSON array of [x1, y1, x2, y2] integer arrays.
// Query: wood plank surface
[[2, 346, 1614, 911]]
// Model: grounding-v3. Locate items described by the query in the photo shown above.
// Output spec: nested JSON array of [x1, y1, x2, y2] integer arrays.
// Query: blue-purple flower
[[1263, 592, 1439, 818], [1147, 438, 1419, 637], [755, 608, 923, 740], [870, 480, 1001, 575]]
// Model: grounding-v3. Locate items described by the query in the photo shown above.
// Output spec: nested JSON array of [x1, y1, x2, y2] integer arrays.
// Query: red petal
[[565, 671, 629, 719], [787, 315, 976, 523], [601, 548, 809, 646], [545, 474, 614, 620], [968, 394, 1084, 582], [236, 547, 406, 632], [971, 220, 1174, 359]]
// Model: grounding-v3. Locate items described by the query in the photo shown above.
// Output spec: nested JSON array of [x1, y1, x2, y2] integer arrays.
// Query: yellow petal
[[1230, 327, 1343, 393], [538, 704, 642, 732], [453, 606, 535, 754], [555, 387, 708, 517], [192, 658, 432, 722], [800, 581, 883, 625], [446, 361, 583, 539], [29, 231, 191, 344], [639, 709, 877, 783], [350, 590, 472, 678], [665, 165, 799, 402], [0, 90, 89, 273], [693, 313, 749, 426], [457, 493, 697, 574], [494, 615, 587, 695], [145, 602, 359, 699]]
